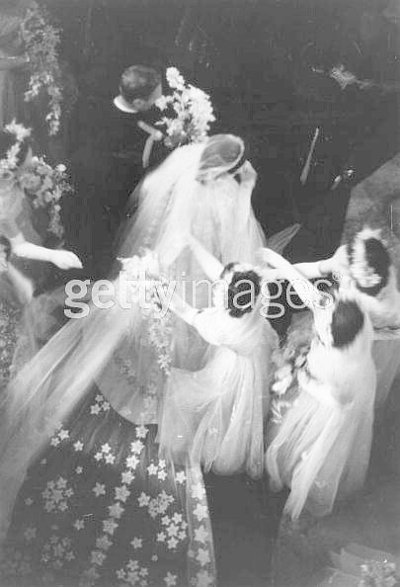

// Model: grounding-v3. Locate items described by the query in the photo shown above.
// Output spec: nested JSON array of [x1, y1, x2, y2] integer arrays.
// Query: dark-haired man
[[69, 64, 167, 277]]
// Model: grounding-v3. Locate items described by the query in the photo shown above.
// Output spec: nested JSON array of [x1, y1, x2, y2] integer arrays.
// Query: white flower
[[166, 67, 185, 89], [329, 65, 358, 90], [156, 67, 215, 149], [131, 537, 143, 549], [115, 485, 131, 503], [175, 471, 186, 484], [155, 95, 170, 111], [5, 120, 32, 142]]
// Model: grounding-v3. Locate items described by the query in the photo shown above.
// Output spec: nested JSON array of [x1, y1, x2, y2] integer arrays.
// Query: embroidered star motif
[[194, 525, 208, 543], [108, 502, 125, 519], [138, 492, 150, 507], [73, 519, 85, 531], [175, 471, 186, 484], [135, 425, 148, 438], [147, 463, 158, 475], [157, 532, 166, 542], [193, 504, 208, 521], [131, 537, 143, 549], [96, 535, 112, 551], [121, 471, 135, 485], [58, 429, 69, 440], [115, 485, 130, 503], [103, 518, 118, 535], [93, 483, 106, 497], [73, 441, 84, 452], [196, 548, 211, 566], [164, 572, 177, 586], [167, 537, 178, 550]]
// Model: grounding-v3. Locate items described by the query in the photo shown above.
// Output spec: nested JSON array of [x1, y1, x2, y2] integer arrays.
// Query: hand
[[238, 161, 257, 187], [51, 250, 83, 270], [327, 245, 349, 279]]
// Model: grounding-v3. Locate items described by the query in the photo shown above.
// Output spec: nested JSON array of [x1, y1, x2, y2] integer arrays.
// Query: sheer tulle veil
[[0, 134, 267, 539]]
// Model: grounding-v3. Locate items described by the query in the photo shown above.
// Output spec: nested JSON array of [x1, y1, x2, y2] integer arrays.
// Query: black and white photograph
[[0, 0, 399, 585]]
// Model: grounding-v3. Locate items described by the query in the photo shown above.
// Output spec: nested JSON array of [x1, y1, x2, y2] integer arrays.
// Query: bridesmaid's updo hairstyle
[[331, 298, 365, 349], [0, 129, 31, 168], [222, 262, 261, 318], [347, 227, 391, 297]]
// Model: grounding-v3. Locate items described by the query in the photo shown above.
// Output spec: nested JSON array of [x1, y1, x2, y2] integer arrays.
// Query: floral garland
[[20, 1, 63, 136], [119, 250, 173, 375], [19, 156, 72, 240], [360, 560, 399, 587], [0, 121, 72, 240], [0, 121, 31, 179], [155, 67, 215, 149]]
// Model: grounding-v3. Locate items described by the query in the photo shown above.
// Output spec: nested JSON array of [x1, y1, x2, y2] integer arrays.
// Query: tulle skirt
[[372, 338, 400, 408], [0, 388, 216, 587], [266, 385, 375, 519], [160, 345, 271, 480]]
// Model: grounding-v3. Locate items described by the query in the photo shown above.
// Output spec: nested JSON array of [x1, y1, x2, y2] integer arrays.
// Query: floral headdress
[[155, 67, 215, 150], [350, 227, 386, 289], [0, 120, 31, 178]]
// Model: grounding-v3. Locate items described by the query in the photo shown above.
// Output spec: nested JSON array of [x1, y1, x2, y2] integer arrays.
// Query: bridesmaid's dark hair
[[0, 129, 31, 168], [347, 235, 391, 297], [222, 262, 261, 318], [0, 235, 11, 261], [331, 299, 365, 349]]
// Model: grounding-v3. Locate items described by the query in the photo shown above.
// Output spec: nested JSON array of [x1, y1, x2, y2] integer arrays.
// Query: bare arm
[[259, 248, 325, 310], [258, 245, 348, 280], [10, 234, 82, 270]]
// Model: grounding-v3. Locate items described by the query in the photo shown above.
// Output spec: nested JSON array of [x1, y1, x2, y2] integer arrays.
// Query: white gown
[[354, 266, 400, 407], [0, 139, 271, 541], [266, 309, 376, 519], [159, 302, 278, 479]]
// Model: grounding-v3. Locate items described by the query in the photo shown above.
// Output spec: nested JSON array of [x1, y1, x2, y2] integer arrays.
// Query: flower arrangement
[[360, 560, 399, 587], [119, 250, 173, 375], [0, 121, 71, 240], [20, 1, 63, 135], [0, 121, 31, 179], [19, 157, 72, 239], [155, 67, 215, 149]]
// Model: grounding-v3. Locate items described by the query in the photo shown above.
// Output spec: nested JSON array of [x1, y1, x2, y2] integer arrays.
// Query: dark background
[[42, 0, 399, 258]]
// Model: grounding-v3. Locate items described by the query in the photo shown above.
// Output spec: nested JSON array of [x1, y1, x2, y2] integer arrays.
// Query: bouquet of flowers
[[155, 67, 215, 149], [19, 157, 73, 240], [20, 1, 63, 135]]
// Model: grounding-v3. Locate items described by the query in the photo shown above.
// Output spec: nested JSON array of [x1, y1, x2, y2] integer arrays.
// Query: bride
[[0, 134, 274, 586]]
